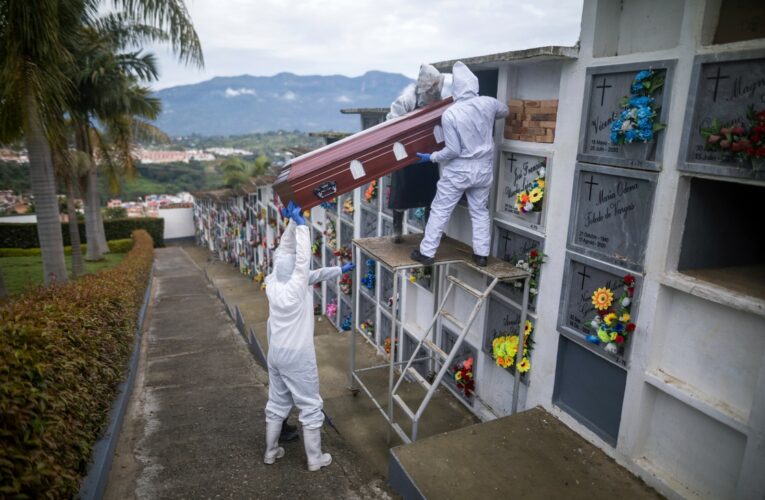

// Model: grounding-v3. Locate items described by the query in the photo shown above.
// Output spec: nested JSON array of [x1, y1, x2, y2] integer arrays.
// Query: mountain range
[[152, 71, 414, 136]]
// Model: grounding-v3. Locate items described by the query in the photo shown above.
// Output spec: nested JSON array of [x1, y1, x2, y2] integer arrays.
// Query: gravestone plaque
[[568, 164, 657, 270], [381, 216, 393, 236], [360, 207, 377, 237], [482, 296, 523, 356], [403, 331, 428, 377], [496, 151, 548, 230], [340, 219, 353, 247], [359, 293, 375, 327], [492, 224, 543, 309], [680, 51, 765, 180], [440, 326, 476, 401], [407, 207, 426, 230], [381, 175, 393, 216], [578, 61, 674, 170]]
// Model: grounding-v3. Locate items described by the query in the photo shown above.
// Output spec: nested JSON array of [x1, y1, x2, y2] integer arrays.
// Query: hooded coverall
[[264, 222, 341, 429], [419, 61, 509, 258]]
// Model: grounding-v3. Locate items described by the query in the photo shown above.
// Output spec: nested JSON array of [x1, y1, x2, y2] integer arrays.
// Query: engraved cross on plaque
[[596, 78, 612, 106], [578, 266, 591, 290], [500, 231, 513, 260], [585, 175, 599, 201], [707, 66, 730, 103]]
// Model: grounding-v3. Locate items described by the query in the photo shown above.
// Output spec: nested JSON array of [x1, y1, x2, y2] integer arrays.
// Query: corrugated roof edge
[[432, 45, 579, 71], [339, 108, 389, 114]]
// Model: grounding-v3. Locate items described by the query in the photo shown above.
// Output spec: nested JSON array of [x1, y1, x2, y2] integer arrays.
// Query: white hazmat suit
[[263, 220, 340, 470], [419, 61, 508, 258]]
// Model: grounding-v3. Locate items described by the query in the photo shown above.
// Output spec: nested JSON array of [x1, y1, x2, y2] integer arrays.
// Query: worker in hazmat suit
[[386, 64, 444, 243], [263, 202, 354, 471], [411, 61, 508, 267]]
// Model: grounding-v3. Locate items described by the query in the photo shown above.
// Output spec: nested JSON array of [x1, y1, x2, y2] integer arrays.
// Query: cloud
[[152, 0, 584, 89], [224, 87, 257, 97], [336, 95, 352, 103], [281, 91, 297, 101]]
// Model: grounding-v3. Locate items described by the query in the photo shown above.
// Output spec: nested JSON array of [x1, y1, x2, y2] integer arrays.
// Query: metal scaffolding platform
[[349, 233, 531, 444]]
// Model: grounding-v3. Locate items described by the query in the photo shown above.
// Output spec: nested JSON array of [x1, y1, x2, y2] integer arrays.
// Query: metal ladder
[[388, 272, 502, 443]]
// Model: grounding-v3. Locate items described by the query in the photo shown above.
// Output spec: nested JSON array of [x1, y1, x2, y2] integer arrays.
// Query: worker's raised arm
[[494, 98, 509, 119], [430, 113, 461, 164], [309, 266, 342, 285], [275, 219, 297, 257], [286, 225, 311, 290]]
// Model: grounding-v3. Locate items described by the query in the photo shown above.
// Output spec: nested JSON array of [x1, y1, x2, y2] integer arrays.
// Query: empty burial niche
[[678, 177, 765, 300], [433, 125, 444, 144], [393, 142, 408, 161]]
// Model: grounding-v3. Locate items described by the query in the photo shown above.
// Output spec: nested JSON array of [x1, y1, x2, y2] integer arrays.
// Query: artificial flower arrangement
[[700, 106, 765, 169], [334, 246, 352, 263], [325, 299, 337, 318], [491, 320, 534, 374], [587, 274, 637, 355], [342, 197, 354, 216], [384, 337, 398, 357], [341, 313, 352, 331], [452, 356, 475, 397], [311, 235, 322, 257], [610, 70, 666, 145], [412, 207, 426, 221], [360, 320, 375, 336], [314, 302, 322, 316], [320, 198, 338, 211], [510, 249, 546, 297], [364, 180, 378, 204], [408, 266, 432, 286], [324, 219, 337, 247], [361, 259, 376, 290], [268, 218, 277, 228], [339, 273, 353, 296], [515, 163, 546, 214]]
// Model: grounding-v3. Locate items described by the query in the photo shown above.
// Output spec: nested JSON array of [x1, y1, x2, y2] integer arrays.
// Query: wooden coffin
[[274, 97, 453, 210]]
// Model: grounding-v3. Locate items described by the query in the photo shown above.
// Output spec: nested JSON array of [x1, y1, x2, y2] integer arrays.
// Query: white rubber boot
[[303, 427, 332, 471], [264, 421, 285, 465]]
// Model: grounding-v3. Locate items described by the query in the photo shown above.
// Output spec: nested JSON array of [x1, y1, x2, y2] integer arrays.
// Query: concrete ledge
[[389, 448, 426, 500], [79, 266, 155, 500]]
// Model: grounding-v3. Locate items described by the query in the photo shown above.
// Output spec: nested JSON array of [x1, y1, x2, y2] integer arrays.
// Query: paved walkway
[[105, 247, 389, 499]]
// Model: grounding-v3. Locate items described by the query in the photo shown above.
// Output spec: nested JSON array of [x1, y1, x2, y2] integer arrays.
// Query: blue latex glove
[[281, 200, 296, 219], [291, 205, 307, 226], [416, 152, 431, 164], [341, 262, 355, 273]]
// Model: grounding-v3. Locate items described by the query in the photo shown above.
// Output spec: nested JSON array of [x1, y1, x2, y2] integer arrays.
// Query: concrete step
[[388, 406, 661, 500]]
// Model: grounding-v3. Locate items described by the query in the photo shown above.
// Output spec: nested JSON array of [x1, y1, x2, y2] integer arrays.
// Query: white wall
[[0, 214, 37, 223], [158, 207, 195, 240]]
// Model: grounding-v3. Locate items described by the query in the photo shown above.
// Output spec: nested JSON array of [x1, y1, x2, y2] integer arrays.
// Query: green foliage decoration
[[0, 230, 154, 498], [0, 218, 164, 248]]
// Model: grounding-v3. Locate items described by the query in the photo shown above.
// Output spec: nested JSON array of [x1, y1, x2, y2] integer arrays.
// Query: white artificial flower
[[514, 281, 523, 288], [516, 260, 525, 267], [621, 120, 632, 132], [530, 287, 538, 295], [621, 297, 631, 307], [524, 202, 534, 212], [538, 167, 546, 178], [604, 343, 618, 354]]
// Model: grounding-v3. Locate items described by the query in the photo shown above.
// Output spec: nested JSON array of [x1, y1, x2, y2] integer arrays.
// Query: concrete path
[[105, 247, 390, 499]]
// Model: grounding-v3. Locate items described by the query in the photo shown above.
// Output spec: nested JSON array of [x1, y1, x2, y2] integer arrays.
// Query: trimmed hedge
[[0, 238, 134, 257], [0, 217, 164, 248], [0, 230, 154, 498]]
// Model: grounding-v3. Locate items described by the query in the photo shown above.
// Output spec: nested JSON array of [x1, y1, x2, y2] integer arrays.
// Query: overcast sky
[[153, 0, 584, 89]]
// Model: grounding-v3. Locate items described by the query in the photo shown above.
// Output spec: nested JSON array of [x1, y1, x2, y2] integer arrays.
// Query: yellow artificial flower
[[409, 275, 417, 283], [620, 312, 631, 322], [592, 287, 614, 310], [455, 371, 463, 381], [536, 179, 545, 188], [604, 312, 618, 326], [524, 320, 533, 335], [528, 187, 543, 203], [518, 358, 531, 373]]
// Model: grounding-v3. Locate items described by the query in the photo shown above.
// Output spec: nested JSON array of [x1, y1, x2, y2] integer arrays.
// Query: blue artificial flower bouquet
[[610, 70, 666, 145]]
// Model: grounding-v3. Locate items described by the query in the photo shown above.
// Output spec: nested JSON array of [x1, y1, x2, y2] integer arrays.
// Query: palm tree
[[71, 7, 202, 260], [221, 155, 272, 188], [0, 0, 89, 284]]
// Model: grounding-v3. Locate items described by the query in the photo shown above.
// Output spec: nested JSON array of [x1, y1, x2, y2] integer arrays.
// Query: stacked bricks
[[504, 99, 558, 143]]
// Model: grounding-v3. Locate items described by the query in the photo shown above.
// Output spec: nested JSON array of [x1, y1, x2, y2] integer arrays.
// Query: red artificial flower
[[627, 288, 634, 297], [752, 134, 761, 143], [530, 249, 539, 258], [615, 335, 625, 344], [623, 274, 636, 286], [598, 309, 608, 317], [731, 126, 746, 136], [720, 140, 731, 149], [626, 323, 636, 332], [707, 134, 721, 145], [756, 146, 765, 158]]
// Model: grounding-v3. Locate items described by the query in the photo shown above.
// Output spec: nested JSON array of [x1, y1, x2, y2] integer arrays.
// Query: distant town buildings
[[0, 190, 31, 215], [0, 148, 29, 164], [204, 147, 253, 157], [132, 148, 215, 164]]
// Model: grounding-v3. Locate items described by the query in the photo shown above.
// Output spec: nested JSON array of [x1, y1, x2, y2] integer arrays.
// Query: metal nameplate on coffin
[[314, 181, 337, 199]]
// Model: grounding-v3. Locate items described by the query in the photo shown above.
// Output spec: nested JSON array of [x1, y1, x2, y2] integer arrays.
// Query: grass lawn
[[1, 253, 125, 296]]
